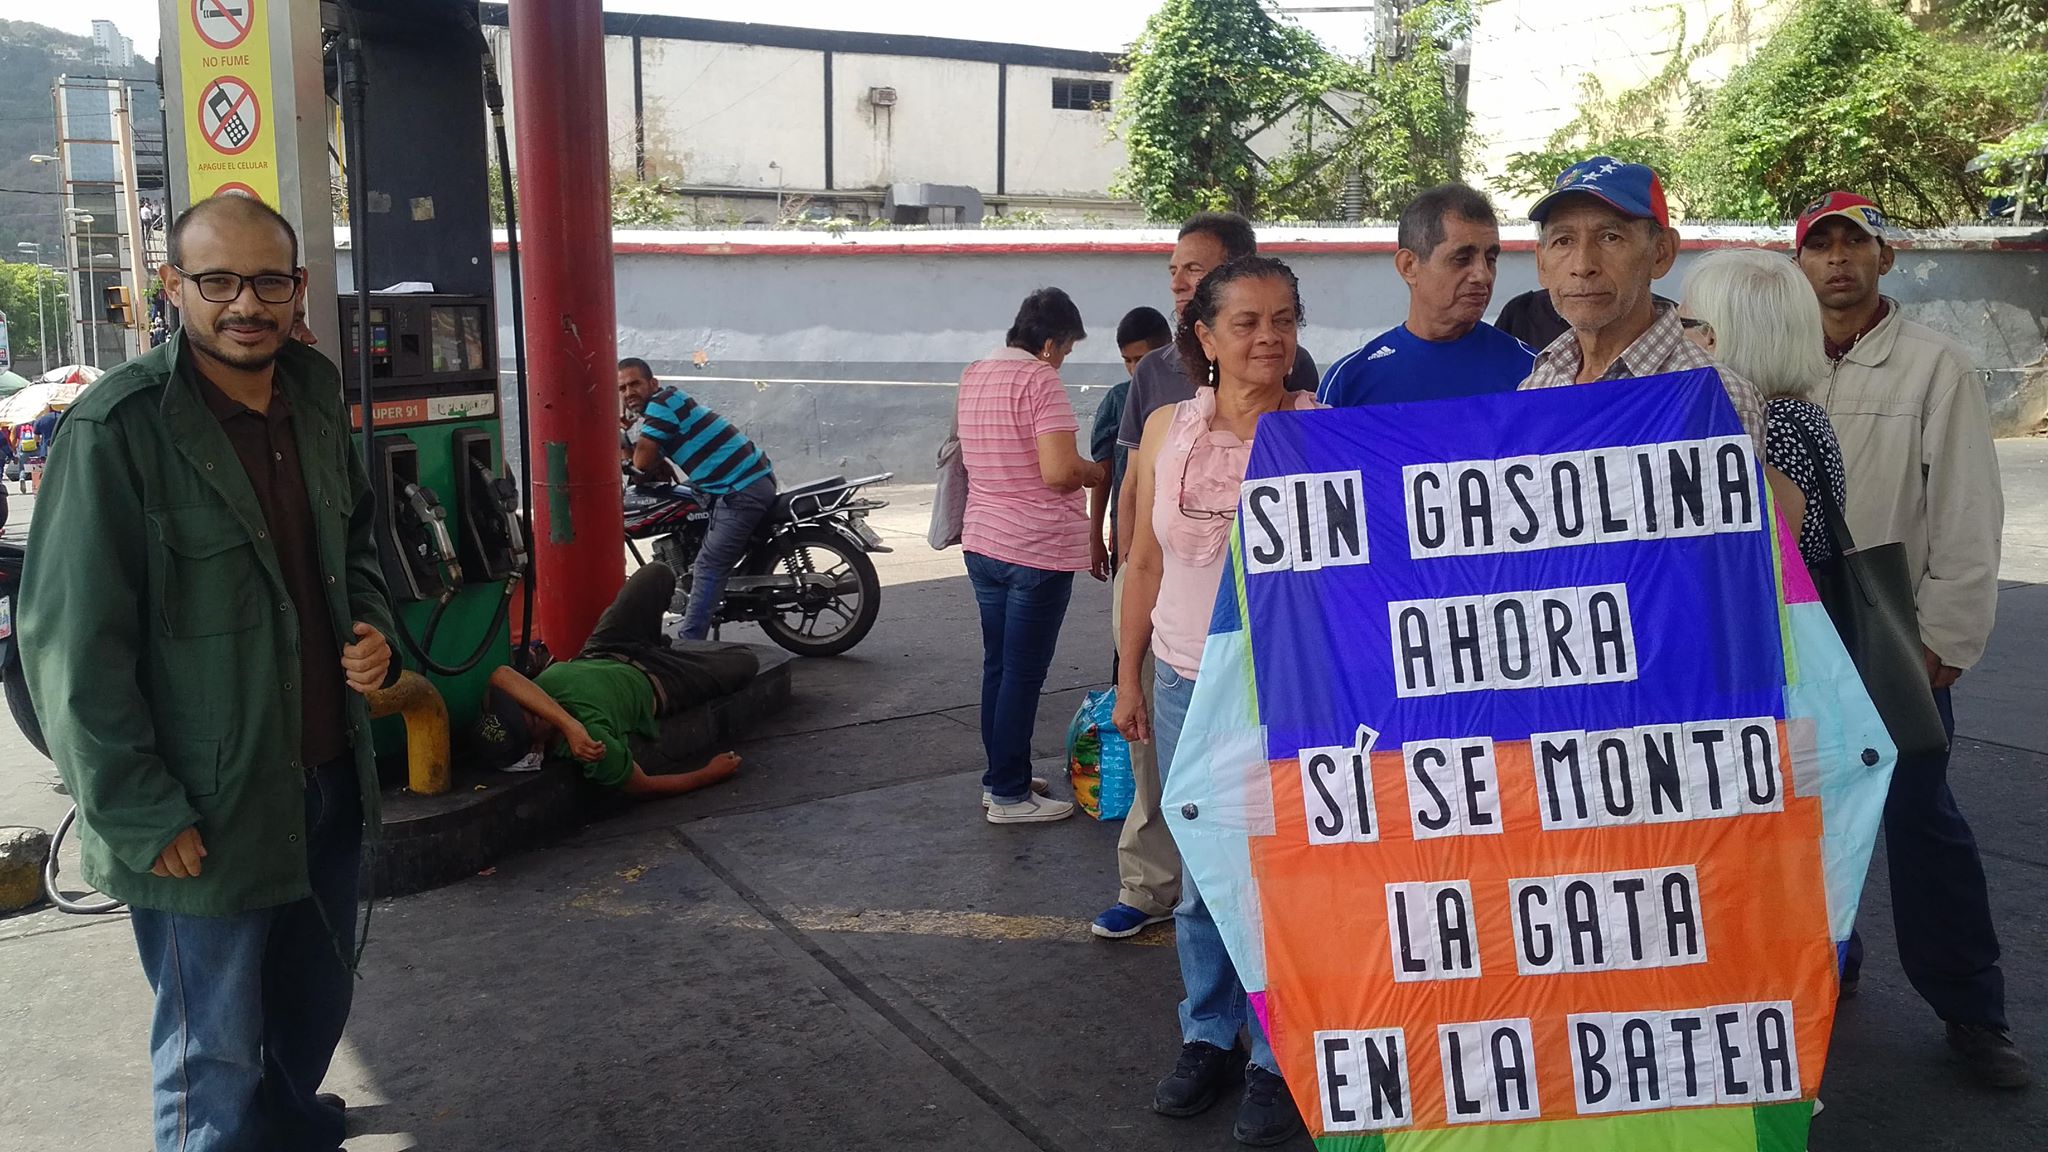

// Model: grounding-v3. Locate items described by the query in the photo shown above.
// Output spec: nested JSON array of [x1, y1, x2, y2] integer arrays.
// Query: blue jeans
[[1155, 661, 1277, 1073], [1844, 687, 2006, 1026], [682, 475, 779, 641], [129, 760, 363, 1152], [965, 552, 1075, 803]]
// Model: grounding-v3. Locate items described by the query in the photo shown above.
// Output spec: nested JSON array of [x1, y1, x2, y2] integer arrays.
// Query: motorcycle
[[624, 470, 893, 657], [0, 537, 44, 759]]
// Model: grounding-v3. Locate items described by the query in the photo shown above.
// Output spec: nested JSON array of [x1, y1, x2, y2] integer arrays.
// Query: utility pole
[[115, 84, 145, 361]]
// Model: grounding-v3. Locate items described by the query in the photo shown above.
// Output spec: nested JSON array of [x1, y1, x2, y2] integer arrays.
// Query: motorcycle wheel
[[742, 525, 881, 657], [4, 651, 47, 760]]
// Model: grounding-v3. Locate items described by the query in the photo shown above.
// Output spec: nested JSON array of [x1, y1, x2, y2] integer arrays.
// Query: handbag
[[1788, 421, 1949, 763], [927, 403, 967, 550]]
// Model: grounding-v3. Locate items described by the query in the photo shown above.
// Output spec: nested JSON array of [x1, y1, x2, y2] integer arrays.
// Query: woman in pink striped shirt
[[959, 288, 1108, 824]]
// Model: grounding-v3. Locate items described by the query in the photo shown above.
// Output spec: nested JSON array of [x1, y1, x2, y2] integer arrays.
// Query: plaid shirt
[[1520, 304, 1766, 450]]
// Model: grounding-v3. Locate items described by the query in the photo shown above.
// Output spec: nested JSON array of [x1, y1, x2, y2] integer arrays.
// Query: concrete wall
[[488, 227, 2048, 485], [832, 54, 1002, 191], [638, 40, 827, 189], [1003, 65, 1122, 198], [479, 15, 1127, 222]]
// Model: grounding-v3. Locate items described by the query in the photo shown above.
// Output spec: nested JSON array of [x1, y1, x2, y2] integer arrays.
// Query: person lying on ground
[[475, 561, 751, 798]]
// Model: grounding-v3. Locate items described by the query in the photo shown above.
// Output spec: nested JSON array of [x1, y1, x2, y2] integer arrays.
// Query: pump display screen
[[431, 305, 487, 374]]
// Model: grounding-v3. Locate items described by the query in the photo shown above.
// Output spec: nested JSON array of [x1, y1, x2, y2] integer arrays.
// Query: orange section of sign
[[1254, 731, 1835, 1130]]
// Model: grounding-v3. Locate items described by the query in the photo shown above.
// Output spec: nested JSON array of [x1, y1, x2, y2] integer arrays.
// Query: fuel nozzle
[[399, 481, 462, 588]]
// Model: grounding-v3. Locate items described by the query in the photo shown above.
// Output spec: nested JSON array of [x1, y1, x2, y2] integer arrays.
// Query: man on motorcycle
[[619, 357, 779, 640]]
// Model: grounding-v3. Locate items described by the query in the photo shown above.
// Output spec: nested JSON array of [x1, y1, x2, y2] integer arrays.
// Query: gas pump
[[327, 0, 530, 775]]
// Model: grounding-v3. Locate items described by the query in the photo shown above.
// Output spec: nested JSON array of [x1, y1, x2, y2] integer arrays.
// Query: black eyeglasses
[[1178, 444, 1236, 521], [1679, 316, 1710, 331], [176, 266, 300, 304]]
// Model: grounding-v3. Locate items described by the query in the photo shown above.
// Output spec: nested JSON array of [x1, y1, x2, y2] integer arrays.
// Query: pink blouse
[[1150, 388, 1321, 677], [958, 347, 1090, 572]]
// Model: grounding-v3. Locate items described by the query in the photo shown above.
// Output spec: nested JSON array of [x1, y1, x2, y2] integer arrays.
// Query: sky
[[0, 1, 1375, 64]]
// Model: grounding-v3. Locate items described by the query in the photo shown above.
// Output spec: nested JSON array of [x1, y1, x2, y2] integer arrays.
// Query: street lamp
[[14, 242, 47, 377], [66, 210, 99, 368]]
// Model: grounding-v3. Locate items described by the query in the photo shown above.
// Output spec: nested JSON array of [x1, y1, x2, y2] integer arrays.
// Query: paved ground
[[3, 442, 2047, 1151]]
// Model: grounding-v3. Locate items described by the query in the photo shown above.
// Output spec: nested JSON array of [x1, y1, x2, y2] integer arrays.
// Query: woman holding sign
[[1115, 255, 1321, 1147]]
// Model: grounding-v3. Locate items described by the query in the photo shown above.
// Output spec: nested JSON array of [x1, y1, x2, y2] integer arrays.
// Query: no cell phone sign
[[192, 0, 253, 52], [198, 77, 261, 156]]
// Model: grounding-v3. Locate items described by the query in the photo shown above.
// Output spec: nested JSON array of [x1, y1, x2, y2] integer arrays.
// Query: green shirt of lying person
[[534, 659, 653, 787], [476, 658, 741, 798]]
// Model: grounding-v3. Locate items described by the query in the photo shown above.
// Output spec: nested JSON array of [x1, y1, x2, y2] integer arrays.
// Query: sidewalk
[[3, 445, 2045, 1151]]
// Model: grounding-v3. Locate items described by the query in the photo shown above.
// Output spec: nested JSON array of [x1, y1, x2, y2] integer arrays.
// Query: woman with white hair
[[1679, 247, 1848, 567]]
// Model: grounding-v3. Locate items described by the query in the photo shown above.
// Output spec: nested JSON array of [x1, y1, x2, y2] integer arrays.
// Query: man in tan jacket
[[1797, 191, 2023, 1089]]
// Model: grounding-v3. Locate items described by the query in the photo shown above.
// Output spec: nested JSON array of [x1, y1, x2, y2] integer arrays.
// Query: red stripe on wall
[[489, 236, 2048, 257]]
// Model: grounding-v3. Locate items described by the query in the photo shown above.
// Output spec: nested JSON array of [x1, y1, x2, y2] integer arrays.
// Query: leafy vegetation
[[0, 261, 73, 373], [1114, 0, 1475, 223], [1678, 0, 2048, 224], [1491, 8, 1717, 205], [1937, 0, 2048, 51], [1495, 0, 2048, 224], [1113, 0, 1334, 220]]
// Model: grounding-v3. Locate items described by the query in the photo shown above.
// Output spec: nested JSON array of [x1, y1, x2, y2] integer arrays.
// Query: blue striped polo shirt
[[636, 385, 775, 495]]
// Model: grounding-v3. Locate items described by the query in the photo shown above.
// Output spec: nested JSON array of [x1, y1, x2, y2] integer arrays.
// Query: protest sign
[[1164, 369, 1895, 1150]]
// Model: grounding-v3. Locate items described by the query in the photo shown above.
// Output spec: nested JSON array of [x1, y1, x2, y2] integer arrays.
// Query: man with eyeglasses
[[21, 193, 401, 1152]]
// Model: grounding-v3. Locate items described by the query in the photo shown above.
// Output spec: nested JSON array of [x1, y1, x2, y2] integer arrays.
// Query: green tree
[[1114, 0, 1473, 222], [1113, 0, 1334, 219], [1679, 0, 2048, 224], [1930, 0, 2048, 52], [0, 261, 71, 375], [1265, 0, 1477, 221]]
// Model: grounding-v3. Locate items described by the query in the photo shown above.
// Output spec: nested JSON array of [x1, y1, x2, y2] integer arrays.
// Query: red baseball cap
[[1796, 192, 1889, 249]]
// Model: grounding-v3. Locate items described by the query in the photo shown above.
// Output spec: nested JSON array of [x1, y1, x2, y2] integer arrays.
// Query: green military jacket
[[21, 329, 399, 916]]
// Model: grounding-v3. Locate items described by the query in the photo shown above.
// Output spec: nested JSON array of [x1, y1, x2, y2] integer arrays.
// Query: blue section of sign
[[1237, 370, 1784, 758]]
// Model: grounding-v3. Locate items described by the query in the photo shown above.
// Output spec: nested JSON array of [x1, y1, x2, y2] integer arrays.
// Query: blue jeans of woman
[[128, 758, 363, 1152], [965, 552, 1075, 804], [1154, 660, 1277, 1073]]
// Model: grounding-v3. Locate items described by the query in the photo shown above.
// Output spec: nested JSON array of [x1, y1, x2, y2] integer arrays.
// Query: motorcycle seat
[[770, 476, 847, 518]]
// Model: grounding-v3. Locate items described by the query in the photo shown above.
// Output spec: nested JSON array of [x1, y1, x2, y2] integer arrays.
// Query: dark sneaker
[[1234, 1064, 1304, 1146], [1838, 970, 1859, 1000], [1947, 1023, 2033, 1090], [1153, 1041, 1243, 1117], [1091, 902, 1171, 939]]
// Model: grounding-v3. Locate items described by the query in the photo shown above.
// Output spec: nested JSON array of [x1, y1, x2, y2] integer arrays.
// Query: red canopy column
[[509, 0, 622, 654]]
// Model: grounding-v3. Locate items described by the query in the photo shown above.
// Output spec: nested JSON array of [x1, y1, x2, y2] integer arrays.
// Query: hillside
[[0, 19, 156, 269]]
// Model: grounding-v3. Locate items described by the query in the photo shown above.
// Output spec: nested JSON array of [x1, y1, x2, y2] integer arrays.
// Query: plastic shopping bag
[[1067, 689, 1134, 820]]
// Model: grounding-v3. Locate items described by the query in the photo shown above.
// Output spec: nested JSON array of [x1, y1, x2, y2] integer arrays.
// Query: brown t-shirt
[[197, 373, 349, 767]]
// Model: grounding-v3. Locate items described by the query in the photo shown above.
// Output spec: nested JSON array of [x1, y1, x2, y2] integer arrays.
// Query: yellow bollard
[[366, 670, 452, 796]]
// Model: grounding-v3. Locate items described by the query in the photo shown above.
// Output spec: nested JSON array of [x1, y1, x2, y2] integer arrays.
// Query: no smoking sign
[[192, 0, 253, 51], [198, 77, 261, 156]]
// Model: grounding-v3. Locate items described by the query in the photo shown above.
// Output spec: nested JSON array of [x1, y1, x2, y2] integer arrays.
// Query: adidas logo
[[1367, 346, 1397, 361]]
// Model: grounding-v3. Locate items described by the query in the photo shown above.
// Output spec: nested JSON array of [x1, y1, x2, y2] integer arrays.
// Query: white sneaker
[[986, 793, 1075, 824], [981, 776, 1051, 808]]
